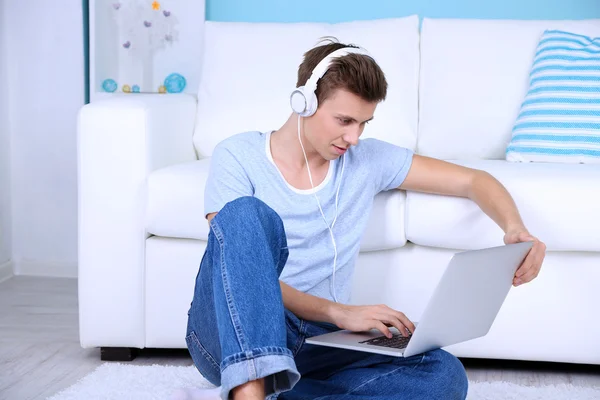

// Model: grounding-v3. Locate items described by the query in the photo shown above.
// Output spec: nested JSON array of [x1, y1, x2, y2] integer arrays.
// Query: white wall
[[5, 0, 84, 277], [0, 1, 13, 273]]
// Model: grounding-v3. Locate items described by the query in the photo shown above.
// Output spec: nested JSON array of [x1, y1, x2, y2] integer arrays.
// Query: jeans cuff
[[220, 347, 300, 400]]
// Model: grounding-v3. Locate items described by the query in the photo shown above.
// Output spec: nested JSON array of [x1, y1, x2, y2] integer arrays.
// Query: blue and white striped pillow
[[506, 30, 600, 163]]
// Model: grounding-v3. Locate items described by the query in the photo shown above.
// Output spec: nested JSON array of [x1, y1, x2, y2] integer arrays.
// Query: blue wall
[[207, 0, 600, 23]]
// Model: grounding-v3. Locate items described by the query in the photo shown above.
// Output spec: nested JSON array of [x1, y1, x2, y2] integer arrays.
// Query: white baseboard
[[15, 259, 77, 278], [0, 260, 14, 283]]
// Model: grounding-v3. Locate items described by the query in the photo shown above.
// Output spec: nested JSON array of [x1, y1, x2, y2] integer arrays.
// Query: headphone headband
[[304, 47, 372, 93]]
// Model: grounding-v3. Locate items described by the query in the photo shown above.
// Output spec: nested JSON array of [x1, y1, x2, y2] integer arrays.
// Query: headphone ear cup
[[291, 86, 319, 117], [290, 86, 309, 116]]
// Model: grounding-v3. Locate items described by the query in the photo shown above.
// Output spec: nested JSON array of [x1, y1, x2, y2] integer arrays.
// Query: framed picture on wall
[[88, 0, 205, 101]]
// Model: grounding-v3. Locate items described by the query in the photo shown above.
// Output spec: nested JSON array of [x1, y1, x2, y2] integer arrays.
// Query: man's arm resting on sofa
[[398, 154, 546, 286]]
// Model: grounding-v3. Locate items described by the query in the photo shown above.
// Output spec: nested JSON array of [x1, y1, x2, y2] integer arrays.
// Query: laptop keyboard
[[359, 333, 412, 349]]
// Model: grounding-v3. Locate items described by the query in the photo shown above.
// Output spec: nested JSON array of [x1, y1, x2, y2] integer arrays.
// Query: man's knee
[[221, 196, 270, 212], [223, 195, 268, 211], [218, 196, 283, 230], [212, 197, 288, 271], [426, 349, 469, 399]]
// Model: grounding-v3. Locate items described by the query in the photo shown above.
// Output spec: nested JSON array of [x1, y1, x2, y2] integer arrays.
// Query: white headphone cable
[[297, 116, 344, 303]]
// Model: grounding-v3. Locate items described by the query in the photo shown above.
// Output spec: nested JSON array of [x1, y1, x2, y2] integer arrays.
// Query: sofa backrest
[[417, 18, 600, 160], [192, 16, 421, 158]]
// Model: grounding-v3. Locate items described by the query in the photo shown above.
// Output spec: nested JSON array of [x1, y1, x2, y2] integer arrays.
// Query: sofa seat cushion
[[146, 159, 212, 241], [406, 160, 600, 252], [146, 159, 409, 252]]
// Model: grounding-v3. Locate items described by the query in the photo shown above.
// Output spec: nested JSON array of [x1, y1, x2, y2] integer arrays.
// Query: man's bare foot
[[232, 378, 265, 400]]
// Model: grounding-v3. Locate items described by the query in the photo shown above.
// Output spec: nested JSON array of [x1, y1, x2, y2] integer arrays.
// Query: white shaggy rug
[[47, 363, 600, 400]]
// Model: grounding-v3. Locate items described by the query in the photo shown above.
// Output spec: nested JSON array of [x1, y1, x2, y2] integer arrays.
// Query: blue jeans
[[186, 197, 469, 400]]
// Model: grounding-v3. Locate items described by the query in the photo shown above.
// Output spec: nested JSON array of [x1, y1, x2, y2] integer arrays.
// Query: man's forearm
[[280, 281, 339, 324], [467, 171, 526, 233]]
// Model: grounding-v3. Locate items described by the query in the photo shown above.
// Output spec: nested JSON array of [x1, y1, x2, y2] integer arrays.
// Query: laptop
[[305, 241, 534, 358]]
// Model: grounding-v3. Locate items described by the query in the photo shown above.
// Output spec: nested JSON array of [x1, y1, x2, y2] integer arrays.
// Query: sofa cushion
[[146, 159, 212, 241], [506, 29, 600, 164], [418, 18, 600, 160], [193, 16, 420, 158], [405, 160, 600, 252], [146, 160, 409, 252]]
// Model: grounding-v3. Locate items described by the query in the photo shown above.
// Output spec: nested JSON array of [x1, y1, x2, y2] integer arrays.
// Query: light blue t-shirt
[[204, 130, 413, 304]]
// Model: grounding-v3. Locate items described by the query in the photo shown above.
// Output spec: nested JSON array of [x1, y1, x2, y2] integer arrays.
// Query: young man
[[184, 40, 547, 400]]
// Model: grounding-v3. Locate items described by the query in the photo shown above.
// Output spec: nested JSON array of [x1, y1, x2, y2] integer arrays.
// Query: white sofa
[[77, 16, 600, 365]]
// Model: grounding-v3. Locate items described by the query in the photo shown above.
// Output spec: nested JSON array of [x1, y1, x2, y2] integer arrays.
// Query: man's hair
[[296, 37, 388, 106]]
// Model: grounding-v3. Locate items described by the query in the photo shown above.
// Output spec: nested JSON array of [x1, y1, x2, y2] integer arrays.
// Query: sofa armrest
[[77, 94, 197, 348]]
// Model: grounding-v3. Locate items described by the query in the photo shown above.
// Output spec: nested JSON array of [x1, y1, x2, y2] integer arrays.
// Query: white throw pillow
[[506, 29, 600, 164], [192, 16, 420, 158]]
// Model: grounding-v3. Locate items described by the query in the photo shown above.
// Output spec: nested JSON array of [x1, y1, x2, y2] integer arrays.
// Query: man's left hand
[[504, 229, 547, 287]]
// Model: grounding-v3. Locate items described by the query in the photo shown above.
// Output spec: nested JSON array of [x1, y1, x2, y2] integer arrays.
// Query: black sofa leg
[[100, 347, 139, 361]]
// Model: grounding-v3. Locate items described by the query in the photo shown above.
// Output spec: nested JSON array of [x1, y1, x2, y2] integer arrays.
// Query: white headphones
[[290, 47, 372, 117], [290, 46, 371, 302]]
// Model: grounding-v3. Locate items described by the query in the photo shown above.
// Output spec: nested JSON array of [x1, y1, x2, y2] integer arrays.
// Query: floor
[[0, 276, 599, 400]]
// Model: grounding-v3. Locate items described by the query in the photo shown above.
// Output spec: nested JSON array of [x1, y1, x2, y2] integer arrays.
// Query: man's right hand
[[330, 303, 416, 339], [207, 212, 217, 224]]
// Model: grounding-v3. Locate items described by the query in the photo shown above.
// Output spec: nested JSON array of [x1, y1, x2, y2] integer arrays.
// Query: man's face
[[304, 88, 377, 161]]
